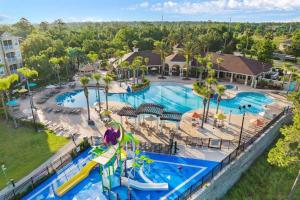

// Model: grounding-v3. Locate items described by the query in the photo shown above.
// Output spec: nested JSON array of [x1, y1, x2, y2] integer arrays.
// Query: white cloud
[[147, 0, 300, 15], [64, 16, 103, 22], [127, 1, 149, 10], [0, 14, 11, 21]]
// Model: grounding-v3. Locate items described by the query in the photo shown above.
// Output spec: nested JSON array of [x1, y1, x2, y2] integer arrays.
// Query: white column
[[244, 75, 248, 85], [230, 73, 234, 83], [251, 76, 255, 87], [217, 71, 220, 79], [169, 66, 172, 76]]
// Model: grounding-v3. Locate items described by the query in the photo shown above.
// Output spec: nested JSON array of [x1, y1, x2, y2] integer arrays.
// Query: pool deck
[[17, 76, 290, 163]]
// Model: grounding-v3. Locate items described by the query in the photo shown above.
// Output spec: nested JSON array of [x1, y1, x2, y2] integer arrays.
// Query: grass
[[0, 121, 69, 189], [223, 141, 300, 200]]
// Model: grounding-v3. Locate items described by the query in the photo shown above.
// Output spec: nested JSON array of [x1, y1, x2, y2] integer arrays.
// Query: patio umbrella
[[18, 88, 28, 93], [192, 112, 201, 119], [46, 85, 56, 89], [214, 113, 226, 120], [250, 118, 264, 126], [28, 82, 37, 89], [6, 100, 18, 107]]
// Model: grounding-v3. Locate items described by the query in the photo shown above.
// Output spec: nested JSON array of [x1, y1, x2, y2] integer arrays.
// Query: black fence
[[0, 108, 289, 200], [174, 108, 288, 200], [0, 136, 173, 200]]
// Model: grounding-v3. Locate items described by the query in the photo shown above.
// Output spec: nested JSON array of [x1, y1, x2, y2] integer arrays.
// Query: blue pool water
[[224, 84, 234, 90], [23, 150, 219, 200], [56, 82, 273, 114]]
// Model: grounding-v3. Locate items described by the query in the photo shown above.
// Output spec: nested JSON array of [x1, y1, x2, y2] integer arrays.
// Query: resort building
[[117, 45, 272, 88], [0, 32, 23, 77]]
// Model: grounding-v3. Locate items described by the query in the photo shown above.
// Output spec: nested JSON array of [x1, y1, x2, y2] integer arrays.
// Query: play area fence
[[175, 108, 289, 200], [0, 108, 290, 200], [0, 137, 172, 200]]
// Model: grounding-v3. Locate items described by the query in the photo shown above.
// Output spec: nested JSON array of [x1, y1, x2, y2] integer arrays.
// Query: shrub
[[131, 78, 150, 92]]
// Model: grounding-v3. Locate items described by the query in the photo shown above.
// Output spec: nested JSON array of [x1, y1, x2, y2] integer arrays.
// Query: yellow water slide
[[56, 160, 97, 196]]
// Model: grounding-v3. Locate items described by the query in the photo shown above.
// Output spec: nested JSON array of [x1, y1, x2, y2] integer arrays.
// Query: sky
[[1, 0, 300, 24]]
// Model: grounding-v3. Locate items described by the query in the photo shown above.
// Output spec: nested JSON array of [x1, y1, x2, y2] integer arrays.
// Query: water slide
[[55, 161, 98, 196], [138, 167, 153, 183], [121, 177, 169, 191], [55, 145, 119, 196]]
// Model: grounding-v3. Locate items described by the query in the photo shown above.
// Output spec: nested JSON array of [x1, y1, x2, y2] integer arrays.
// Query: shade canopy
[[160, 111, 182, 122], [117, 103, 182, 123], [136, 103, 164, 116], [117, 106, 137, 117]]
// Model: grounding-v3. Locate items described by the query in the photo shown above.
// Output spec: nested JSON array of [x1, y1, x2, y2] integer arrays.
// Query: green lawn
[[0, 121, 69, 189], [223, 143, 300, 200]]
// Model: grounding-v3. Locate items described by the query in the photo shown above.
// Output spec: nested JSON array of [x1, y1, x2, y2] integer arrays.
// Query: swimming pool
[[23, 150, 219, 200], [56, 82, 273, 114], [224, 84, 234, 90]]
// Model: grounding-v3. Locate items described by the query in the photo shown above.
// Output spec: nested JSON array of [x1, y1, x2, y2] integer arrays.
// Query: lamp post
[[238, 104, 251, 148]]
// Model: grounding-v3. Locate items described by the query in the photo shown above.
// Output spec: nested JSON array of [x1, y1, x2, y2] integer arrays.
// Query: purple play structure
[[103, 127, 121, 145]]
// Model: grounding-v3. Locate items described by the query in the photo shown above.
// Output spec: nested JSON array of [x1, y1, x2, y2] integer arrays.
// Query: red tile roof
[[122, 50, 161, 66], [166, 53, 186, 62], [209, 53, 272, 75]]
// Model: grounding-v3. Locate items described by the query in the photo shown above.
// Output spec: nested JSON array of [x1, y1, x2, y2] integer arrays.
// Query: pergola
[[117, 106, 137, 125], [136, 103, 164, 116], [117, 103, 182, 131]]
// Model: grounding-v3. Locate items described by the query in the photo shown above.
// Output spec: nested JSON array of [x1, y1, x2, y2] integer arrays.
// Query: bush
[[131, 79, 150, 92]]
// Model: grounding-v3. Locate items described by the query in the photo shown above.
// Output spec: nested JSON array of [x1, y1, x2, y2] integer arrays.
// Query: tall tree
[[0, 74, 19, 124], [17, 67, 38, 131], [103, 74, 112, 111], [49, 57, 63, 87], [93, 73, 102, 114], [80, 76, 91, 123], [154, 40, 170, 79], [180, 39, 196, 80]]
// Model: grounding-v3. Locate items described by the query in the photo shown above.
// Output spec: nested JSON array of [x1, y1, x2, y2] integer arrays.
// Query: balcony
[[7, 57, 17, 63], [3, 45, 13, 50]]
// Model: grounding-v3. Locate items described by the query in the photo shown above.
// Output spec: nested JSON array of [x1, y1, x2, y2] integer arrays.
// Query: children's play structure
[[55, 120, 168, 197]]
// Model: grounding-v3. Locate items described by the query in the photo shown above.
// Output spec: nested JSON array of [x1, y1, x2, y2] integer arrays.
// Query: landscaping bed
[[131, 78, 150, 92]]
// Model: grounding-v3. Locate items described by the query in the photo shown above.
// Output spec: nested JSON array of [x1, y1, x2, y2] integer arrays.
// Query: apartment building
[[0, 32, 23, 77]]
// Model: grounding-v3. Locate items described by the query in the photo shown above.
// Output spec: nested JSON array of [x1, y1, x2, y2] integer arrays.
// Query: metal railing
[[175, 108, 289, 200], [0, 108, 290, 200], [0, 136, 173, 200]]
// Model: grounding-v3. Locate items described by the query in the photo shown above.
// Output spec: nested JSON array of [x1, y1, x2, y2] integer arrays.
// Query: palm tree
[[0, 74, 19, 124], [103, 74, 112, 110], [204, 67, 217, 122], [93, 73, 102, 114], [223, 32, 230, 50], [279, 63, 293, 92], [215, 84, 226, 114], [194, 84, 209, 128], [131, 57, 143, 84], [154, 40, 170, 79], [195, 55, 207, 83], [216, 57, 224, 79], [80, 76, 91, 123], [180, 40, 196, 80], [49, 57, 62, 88], [17, 67, 38, 130], [140, 64, 147, 82], [120, 61, 129, 85]]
